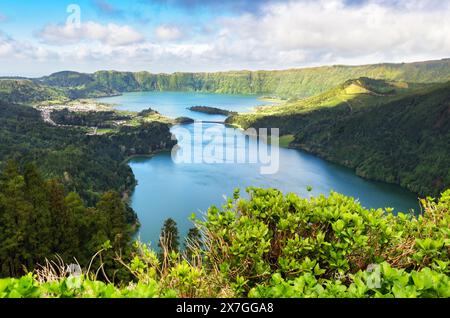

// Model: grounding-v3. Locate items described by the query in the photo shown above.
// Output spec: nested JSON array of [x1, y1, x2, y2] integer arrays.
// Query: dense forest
[[0, 102, 175, 204], [0, 96, 181, 279], [0, 162, 133, 278], [50, 109, 132, 129], [0, 101, 178, 282], [228, 78, 450, 197]]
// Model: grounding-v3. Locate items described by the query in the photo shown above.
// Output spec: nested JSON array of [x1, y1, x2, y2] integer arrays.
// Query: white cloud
[[210, 0, 450, 67], [0, 33, 56, 60], [2, 0, 450, 76], [38, 21, 144, 46], [154, 25, 184, 41]]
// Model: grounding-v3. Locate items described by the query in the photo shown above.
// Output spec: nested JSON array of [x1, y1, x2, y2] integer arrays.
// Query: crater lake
[[97, 92, 420, 245]]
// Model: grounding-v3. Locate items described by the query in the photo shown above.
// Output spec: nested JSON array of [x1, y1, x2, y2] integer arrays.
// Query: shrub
[[0, 188, 448, 298], [196, 187, 449, 296]]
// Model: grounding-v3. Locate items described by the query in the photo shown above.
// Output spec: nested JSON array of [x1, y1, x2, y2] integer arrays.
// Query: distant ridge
[[25, 58, 450, 99], [2, 58, 450, 104]]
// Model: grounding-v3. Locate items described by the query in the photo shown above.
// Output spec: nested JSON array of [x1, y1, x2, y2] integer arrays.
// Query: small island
[[175, 116, 195, 124], [188, 106, 237, 116]]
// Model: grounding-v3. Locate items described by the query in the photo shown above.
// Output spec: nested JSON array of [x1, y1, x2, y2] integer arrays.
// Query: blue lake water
[[98, 92, 420, 246], [97, 91, 271, 122]]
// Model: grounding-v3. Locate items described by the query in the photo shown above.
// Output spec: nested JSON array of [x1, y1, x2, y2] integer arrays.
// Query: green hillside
[[0, 102, 175, 204], [4, 58, 450, 103], [35, 58, 450, 98], [36, 71, 95, 88], [228, 79, 450, 197], [0, 79, 67, 104]]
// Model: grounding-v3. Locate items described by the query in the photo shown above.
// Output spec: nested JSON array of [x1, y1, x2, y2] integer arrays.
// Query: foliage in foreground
[[0, 188, 449, 298], [1, 262, 448, 298]]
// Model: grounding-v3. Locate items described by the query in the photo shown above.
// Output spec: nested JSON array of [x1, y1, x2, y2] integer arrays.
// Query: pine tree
[[0, 162, 133, 277], [159, 218, 180, 254], [46, 179, 79, 260], [23, 163, 53, 263], [96, 191, 128, 249], [64, 192, 89, 263], [0, 161, 33, 276]]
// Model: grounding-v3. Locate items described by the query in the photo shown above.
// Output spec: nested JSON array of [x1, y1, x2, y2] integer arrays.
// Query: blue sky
[[0, 0, 449, 76]]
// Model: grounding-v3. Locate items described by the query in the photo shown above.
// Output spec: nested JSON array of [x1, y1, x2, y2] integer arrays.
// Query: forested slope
[[0, 79, 67, 104], [3, 58, 450, 104], [34, 58, 450, 99], [0, 101, 177, 278], [0, 102, 175, 204], [228, 79, 450, 196], [0, 163, 134, 277]]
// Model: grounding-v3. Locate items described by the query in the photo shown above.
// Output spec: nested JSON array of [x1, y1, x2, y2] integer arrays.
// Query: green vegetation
[[159, 218, 180, 254], [184, 227, 203, 262], [0, 99, 176, 280], [0, 97, 177, 283], [0, 188, 448, 298], [228, 78, 450, 197], [1, 58, 449, 298], [26, 58, 450, 101], [3, 58, 450, 105], [137, 108, 160, 117], [0, 79, 67, 104], [0, 102, 175, 204], [175, 117, 195, 124], [37, 71, 120, 99], [0, 162, 133, 278], [188, 106, 236, 116], [50, 109, 132, 129], [278, 135, 295, 148]]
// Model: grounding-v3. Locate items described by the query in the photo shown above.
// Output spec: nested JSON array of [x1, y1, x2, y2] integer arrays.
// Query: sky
[[0, 0, 449, 77]]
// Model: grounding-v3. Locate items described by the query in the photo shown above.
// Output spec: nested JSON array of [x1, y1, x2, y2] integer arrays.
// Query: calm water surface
[[97, 91, 269, 121], [98, 92, 420, 245]]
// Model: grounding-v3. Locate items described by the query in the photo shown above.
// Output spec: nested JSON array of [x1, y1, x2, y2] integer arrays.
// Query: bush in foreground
[[0, 188, 449, 298]]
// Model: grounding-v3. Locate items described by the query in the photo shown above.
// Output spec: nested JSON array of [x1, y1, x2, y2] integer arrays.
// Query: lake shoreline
[[123, 149, 174, 165], [96, 91, 421, 244], [104, 89, 420, 202]]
